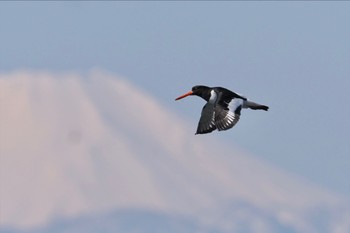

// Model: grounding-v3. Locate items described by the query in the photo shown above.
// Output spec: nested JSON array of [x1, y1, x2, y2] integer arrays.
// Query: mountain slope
[[0, 70, 349, 233]]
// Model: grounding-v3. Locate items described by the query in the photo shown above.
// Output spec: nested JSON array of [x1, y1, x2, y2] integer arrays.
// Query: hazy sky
[[1, 2, 349, 195]]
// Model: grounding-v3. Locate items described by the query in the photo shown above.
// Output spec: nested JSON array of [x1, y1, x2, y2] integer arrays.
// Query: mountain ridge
[[0, 70, 349, 233]]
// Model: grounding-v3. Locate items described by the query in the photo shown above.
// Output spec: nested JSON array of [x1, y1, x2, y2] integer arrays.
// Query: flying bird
[[175, 85, 269, 134]]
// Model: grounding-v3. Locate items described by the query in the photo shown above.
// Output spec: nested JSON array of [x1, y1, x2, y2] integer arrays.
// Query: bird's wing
[[215, 98, 243, 131], [196, 102, 217, 134]]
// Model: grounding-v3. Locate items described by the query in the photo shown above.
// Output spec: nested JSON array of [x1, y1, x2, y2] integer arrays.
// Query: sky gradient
[[0, 1, 349, 196]]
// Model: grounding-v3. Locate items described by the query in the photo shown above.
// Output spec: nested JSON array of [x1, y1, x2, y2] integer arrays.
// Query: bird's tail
[[243, 100, 269, 111]]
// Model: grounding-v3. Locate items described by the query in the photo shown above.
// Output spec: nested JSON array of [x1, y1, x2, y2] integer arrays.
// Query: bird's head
[[175, 85, 211, 101]]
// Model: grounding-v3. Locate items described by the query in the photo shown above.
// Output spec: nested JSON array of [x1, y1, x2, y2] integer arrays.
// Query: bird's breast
[[208, 90, 218, 104]]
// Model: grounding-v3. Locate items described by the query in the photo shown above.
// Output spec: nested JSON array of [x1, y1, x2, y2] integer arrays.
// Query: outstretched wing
[[215, 98, 243, 131], [196, 102, 217, 134]]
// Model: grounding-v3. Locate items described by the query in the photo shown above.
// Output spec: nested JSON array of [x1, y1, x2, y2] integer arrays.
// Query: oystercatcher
[[175, 85, 269, 134]]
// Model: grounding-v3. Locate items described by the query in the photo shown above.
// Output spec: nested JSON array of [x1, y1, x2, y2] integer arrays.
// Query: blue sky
[[1, 2, 349, 195]]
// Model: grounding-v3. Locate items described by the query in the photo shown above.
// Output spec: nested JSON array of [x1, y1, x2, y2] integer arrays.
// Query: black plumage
[[175, 85, 269, 134]]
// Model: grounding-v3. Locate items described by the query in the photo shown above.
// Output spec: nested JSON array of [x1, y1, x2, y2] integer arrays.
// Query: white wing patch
[[228, 98, 244, 113]]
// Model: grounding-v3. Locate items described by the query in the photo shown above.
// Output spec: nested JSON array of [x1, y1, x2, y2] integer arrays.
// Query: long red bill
[[175, 91, 193, 101]]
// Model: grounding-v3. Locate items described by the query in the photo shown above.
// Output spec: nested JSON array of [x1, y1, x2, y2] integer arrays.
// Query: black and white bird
[[175, 85, 269, 134]]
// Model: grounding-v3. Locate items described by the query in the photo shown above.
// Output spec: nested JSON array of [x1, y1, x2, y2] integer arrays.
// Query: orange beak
[[175, 91, 193, 101]]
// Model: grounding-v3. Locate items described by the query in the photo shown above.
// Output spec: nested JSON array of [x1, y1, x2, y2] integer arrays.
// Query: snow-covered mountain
[[0, 70, 349, 233]]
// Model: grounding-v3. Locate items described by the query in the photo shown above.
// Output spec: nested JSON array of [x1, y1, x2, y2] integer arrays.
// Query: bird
[[175, 85, 269, 134]]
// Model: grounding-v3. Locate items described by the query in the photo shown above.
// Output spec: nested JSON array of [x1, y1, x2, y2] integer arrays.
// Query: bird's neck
[[198, 89, 212, 102]]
